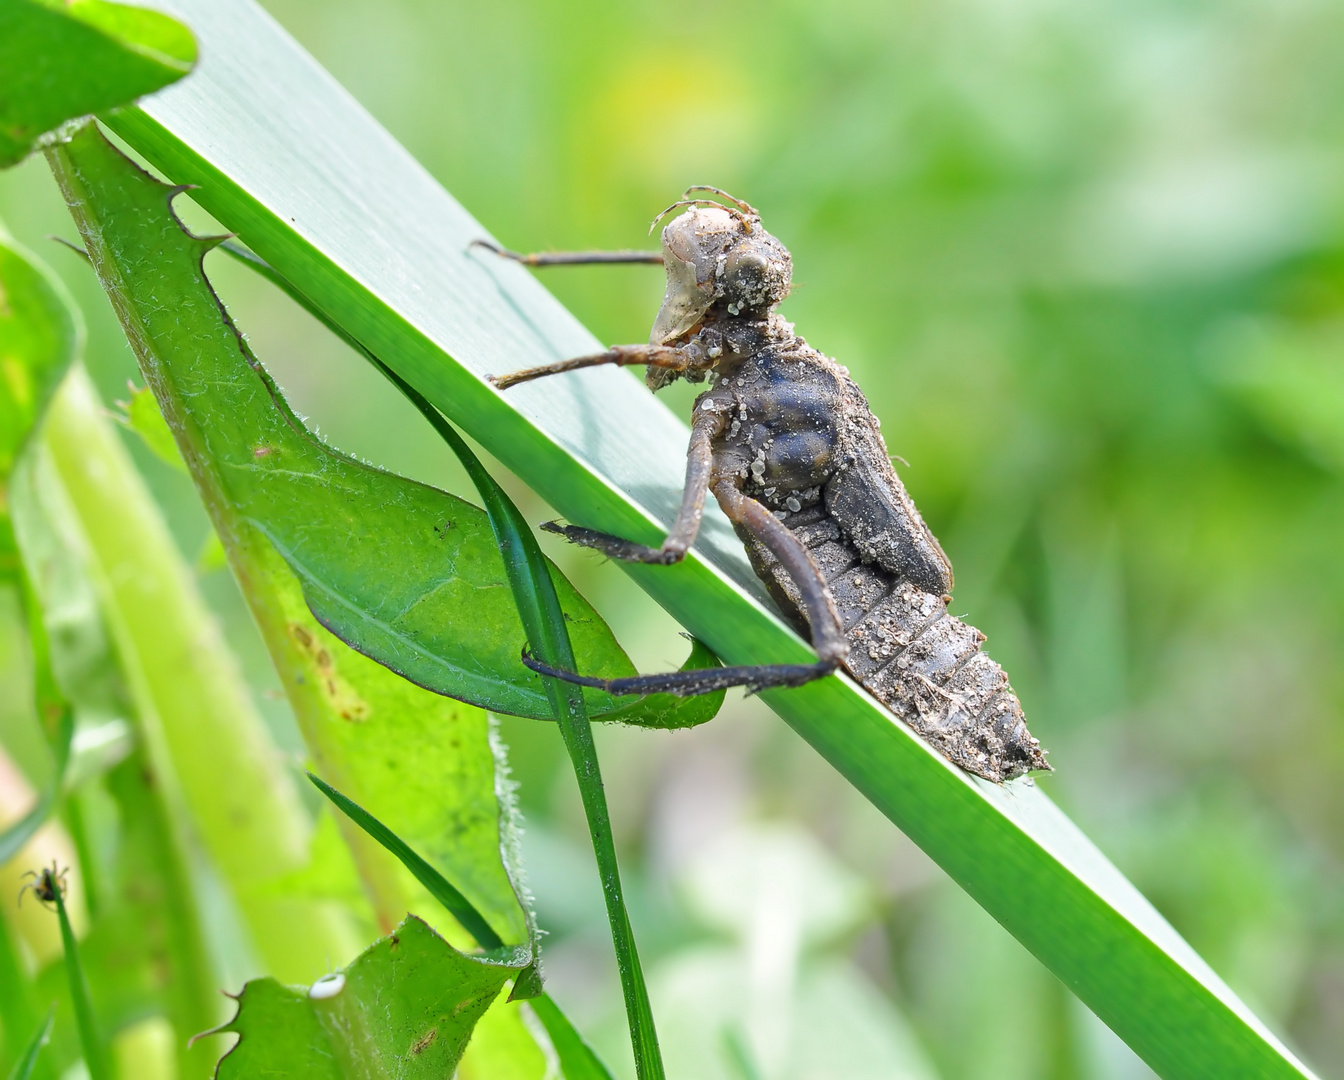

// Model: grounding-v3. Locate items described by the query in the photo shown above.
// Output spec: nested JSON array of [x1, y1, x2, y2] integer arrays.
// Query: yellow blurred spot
[[2, 355, 32, 409], [113, 1015, 178, 1080]]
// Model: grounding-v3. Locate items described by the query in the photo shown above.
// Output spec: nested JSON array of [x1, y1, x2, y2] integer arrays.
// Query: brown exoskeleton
[[481, 188, 1049, 782]]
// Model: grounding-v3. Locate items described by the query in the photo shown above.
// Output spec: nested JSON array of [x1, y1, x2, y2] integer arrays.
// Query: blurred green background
[[4, 0, 1343, 1076]]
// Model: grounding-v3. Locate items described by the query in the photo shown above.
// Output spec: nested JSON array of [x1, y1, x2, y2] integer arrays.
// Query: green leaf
[[5, 1005, 53, 1080], [109, 382, 185, 473], [208, 915, 521, 1080], [94, 3, 1319, 1076], [0, 0, 195, 168]]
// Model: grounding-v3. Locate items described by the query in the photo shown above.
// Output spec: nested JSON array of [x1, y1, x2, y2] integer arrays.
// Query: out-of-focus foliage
[[0, 231, 78, 873], [3, 0, 1342, 1077], [0, 233, 79, 495]]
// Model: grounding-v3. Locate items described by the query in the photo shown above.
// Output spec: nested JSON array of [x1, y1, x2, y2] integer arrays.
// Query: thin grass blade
[[375, 368, 664, 1079], [52, 877, 109, 1080], [5, 1005, 54, 1080], [307, 772, 505, 953], [309, 771, 615, 1079], [530, 996, 617, 1080]]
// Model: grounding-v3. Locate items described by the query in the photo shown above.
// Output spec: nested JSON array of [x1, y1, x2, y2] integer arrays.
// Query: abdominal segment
[[736, 504, 1049, 782]]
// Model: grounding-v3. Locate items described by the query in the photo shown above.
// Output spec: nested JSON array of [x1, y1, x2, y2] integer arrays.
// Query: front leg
[[544, 405, 724, 564], [488, 343, 694, 390]]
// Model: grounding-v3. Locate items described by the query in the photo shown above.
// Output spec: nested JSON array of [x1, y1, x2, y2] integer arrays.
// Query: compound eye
[[723, 248, 768, 287], [722, 245, 785, 310]]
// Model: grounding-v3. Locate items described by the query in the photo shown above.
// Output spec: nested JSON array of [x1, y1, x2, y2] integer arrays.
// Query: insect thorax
[[697, 335, 848, 515]]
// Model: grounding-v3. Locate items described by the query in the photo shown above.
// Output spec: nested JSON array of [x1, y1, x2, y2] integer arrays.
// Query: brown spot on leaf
[[288, 622, 370, 721], [410, 1027, 438, 1055]]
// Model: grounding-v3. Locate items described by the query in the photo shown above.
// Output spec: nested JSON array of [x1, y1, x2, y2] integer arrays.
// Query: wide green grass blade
[[0, 0, 195, 167], [97, 1, 1314, 1075]]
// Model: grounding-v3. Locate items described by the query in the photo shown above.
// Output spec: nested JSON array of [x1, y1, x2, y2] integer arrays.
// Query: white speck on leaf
[[309, 973, 345, 1000]]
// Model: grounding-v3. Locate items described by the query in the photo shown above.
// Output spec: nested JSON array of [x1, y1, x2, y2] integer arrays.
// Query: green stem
[[382, 367, 664, 1080], [53, 882, 108, 1080], [36, 366, 340, 978]]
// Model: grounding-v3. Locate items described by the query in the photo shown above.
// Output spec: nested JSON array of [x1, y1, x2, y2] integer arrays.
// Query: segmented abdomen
[[739, 505, 1048, 782]]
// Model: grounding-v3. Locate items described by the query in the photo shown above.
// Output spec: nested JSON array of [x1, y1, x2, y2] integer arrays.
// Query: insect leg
[[472, 239, 663, 266], [712, 481, 850, 671], [544, 406, 724, 564], [522, 480, 847, 698], [489, 344, 688, 390]]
